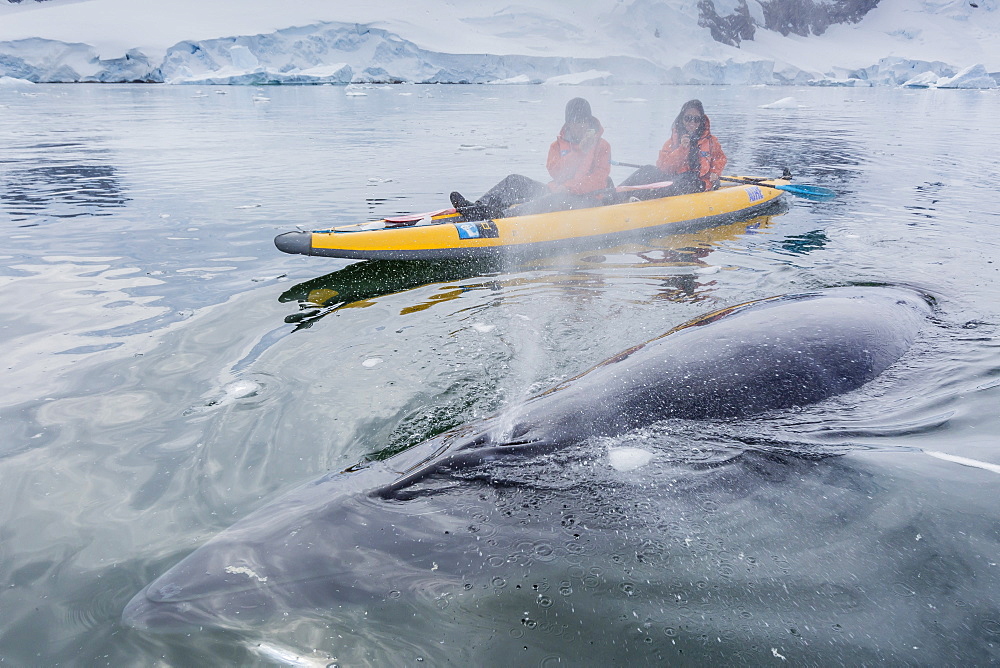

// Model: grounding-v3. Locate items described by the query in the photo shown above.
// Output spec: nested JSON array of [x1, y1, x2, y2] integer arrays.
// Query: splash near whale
[[122, 287, 931, 632]]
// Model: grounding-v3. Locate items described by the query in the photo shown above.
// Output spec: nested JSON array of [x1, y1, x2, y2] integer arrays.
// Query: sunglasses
[[683, 114, 703, 123]]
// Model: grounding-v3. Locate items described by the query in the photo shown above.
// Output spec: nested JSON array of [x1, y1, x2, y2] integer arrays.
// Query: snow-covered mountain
[[0, 0, 997, 87]]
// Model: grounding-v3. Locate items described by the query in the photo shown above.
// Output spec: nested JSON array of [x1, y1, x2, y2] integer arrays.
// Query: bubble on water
[[223, 379, 260, 399]]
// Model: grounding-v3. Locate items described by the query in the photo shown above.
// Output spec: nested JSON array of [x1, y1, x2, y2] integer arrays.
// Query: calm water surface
[[1, 83, 1000, 665]]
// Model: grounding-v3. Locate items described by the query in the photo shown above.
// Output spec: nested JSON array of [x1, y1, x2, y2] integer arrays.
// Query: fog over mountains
[[0, 0, 997, 87]]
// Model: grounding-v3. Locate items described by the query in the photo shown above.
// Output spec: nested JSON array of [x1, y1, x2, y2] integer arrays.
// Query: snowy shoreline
[[0, 1, 998, 89]]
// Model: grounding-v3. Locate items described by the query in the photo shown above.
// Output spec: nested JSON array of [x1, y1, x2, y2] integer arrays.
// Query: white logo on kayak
[[455, 223, 481, 239], [747, 186, 764, 202]]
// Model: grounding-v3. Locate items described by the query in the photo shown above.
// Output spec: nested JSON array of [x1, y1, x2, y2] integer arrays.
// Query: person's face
[[565, 118, 590, 141], [682, 111, 703, 134]]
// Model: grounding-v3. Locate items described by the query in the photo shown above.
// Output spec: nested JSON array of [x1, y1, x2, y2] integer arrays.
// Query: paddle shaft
[[719, 176, 787, 189], [612, 161, 834, 200]]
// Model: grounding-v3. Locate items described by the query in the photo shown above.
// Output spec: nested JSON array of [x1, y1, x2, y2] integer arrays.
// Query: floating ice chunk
[[759, 96, 803, 109], [362, 357, 383, 368], [459, 144, 486, 151], [936, 64, 998, 89], [472, 323, 496, 333], [0, 76, 35, 88], [694, 265, 720, 275], [608, 447, 654, 472]]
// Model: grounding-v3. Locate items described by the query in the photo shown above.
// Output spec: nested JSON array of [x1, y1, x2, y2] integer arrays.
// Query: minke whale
[[122, 286, 931, 632]]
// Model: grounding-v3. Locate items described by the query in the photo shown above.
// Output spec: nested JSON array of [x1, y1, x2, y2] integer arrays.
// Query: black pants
[[476, 174, 548, 218], [476, 174, 604, 218], [616, 165, 704, 201]]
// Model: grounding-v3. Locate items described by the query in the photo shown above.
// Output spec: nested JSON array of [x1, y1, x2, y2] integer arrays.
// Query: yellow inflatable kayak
[[274, 177, 788, 261]]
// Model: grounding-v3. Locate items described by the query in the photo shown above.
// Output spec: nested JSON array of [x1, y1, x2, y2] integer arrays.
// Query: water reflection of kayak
[[279, 213, 781, 329], [274, 177, 788, 261]]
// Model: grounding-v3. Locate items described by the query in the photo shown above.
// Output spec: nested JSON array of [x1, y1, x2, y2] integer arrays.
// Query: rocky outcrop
[[698, 0, 881, 45]]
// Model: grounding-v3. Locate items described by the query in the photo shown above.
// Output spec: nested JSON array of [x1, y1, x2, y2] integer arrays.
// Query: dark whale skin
[[122, 287, 931, 632]]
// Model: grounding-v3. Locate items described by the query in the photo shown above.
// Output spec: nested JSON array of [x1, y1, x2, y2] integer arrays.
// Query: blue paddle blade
[[719, 176, 837, 201], [775, 184, 837, 201]]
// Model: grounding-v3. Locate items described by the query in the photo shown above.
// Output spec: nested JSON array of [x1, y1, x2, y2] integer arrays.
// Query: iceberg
[[935, 64, 998, 89], [853, 57, 955, 86], [0, 37, 160, 82], [0, 75, 35, 88], [901, 71, 941, 88], [156, 22, 667, 86]]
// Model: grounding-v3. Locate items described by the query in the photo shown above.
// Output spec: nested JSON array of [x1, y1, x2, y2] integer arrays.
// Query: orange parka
[[656, 115, 727, 191], [546, 120, 612, 195]]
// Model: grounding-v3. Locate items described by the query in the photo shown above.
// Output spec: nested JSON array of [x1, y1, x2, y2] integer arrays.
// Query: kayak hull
[[274, 179, 787, 261]]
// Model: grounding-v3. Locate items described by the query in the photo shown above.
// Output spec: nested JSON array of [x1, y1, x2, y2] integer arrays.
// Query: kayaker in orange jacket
[[450, 97, 612, 221], [618, 99, 727, 198], [545, 99, 612, 196]]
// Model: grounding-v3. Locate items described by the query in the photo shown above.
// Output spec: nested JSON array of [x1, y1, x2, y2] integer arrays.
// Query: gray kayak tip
[[274, 231, 313, 255]]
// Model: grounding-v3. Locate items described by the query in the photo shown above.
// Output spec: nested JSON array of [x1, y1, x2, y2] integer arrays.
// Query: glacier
[[0, 0, 997, 88]]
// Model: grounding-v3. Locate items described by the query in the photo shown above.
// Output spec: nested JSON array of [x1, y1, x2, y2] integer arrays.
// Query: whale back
[[122, 287, 932, 632]]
